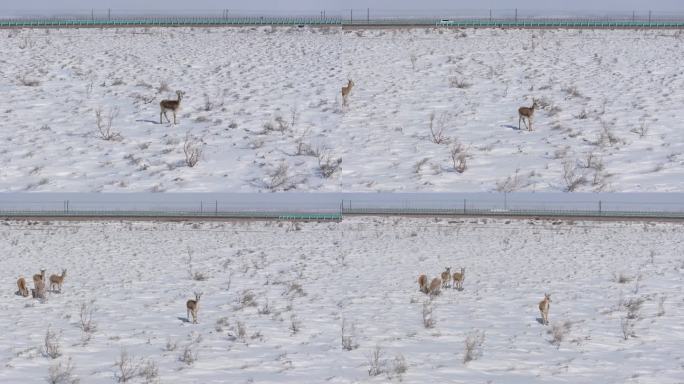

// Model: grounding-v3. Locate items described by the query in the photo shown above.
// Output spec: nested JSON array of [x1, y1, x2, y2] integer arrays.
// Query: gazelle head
[[194, 291, 203, 302], [460, 267, 465, 275], [445, 266, 451, 274], [347, 79, 354, 88], [176, 90, 185, 101], [62, 268, 67, 277], [531, 98, 540, 109], [544, 293, 551, 302]]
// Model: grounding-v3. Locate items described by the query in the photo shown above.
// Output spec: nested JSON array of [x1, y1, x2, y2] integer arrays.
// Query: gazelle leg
[[173, 111, 177, 125], [187, 309, 191, 322]]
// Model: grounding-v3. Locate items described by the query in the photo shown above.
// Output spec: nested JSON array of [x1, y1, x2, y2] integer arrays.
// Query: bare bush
[[114, 350, 138, 382], [428, 112, 450, 144], [43, 326, 62, 359], [341, 318, 359, 351], [463, 330, 485, 364], [548, 321, 572, 348], [562, 160, 587, 192], [78, 300, 97, 343], [449, 142, 468, 173], [316, 148, 342, 178], [183, 132, 203, 167], [449, 77, 471, 89], [46, 357, 79, 384], [495, 169, 530, 192], [409, 53, 418, 70], [422, 301, 435, 328], [289, 314, 301, 335], [621, 317, 635, 340], [139, 360, 159, 383], [227, 321, 247, 343], [367, 346, 385, 376], [266, 162, 294, 191], [178, 345, 197, 366], [387, 353, 408, 380], [623, 297, 644, 320], [95, 106, 122, 141], [258, 299, 271, 315], [237, 289, 258, 309], [561, 85, 583, 98], [630, 118, 649, 138], [164, 338, 178, 352]]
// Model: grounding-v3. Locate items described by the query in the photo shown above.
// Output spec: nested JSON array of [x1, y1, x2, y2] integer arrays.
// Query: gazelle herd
[[15, 268, 63, 299], [419, 267, 552, 325]]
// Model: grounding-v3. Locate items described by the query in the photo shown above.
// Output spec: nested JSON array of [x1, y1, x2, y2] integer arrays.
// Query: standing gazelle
[[428, 277, 442, 297], [518, 98, 538, 131], [49, 269, 67, 293], [341, 79, 354, 106], [538, 293, 551, 325], [186, 292, 203, 324], [440, 267, 451, 289], [160, 90, 185, 125], [33, 269, 46, 285], [17, 277, 29, 297], [452, 267, 466, 290], [418, 274, 428, 294]]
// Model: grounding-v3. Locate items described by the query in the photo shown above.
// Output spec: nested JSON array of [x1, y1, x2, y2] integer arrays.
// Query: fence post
[[200, 201, 203, 214], [367, 8, 369, 24], [515, 8, 518, 23], [463, 199, 466, 214], [599, 200, 602, 216], [649, 10, 651, 26], [215, 200, 218, 216], [350, 9, 353, 24], [108, 8, 111, 21], [489, 9, 492, 23]]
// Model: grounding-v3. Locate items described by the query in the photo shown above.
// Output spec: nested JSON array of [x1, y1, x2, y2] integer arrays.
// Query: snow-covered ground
[[1, 217, 683, 383], [1, 27, 683, 192]]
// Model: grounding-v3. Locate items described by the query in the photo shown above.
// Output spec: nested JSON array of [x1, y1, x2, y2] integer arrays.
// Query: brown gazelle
[[17, 277, 29, 297], [49, 269, 67, 292], [538, 293, 551, 325], [452, 267, 466, 290], [518, 99, 538, 131], [418, 274, 429, 293], [186, 292, 202, 324], [428, 277, 442, 296], [32, 279, 46, 299], [33, 269, 46, 285], [440, 267, 451, 289], [341, 79, 354, 106], [160, 90, 185, 125]]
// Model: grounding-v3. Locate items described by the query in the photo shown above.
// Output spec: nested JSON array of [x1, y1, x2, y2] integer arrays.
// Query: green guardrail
[[0, 17, 344, 28], [0, 210, 342, 221], [342, 208, 684, 219]]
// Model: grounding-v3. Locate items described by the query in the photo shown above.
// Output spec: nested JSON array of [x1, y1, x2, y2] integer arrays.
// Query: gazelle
[[518, 98, 538, 131], [341, 79, 354, 106], [452, 267, 465, 290], [428, 277, 441, 296], [160, 90, 185, 125], [418, 274, 429, 293], [32, 279, 46, 299], [440, 267, 451, 289], [538, 293, 551, 325], [17, 277, 29, 297], [33, 269, 46, 285], [49, 269, 67, 292], [186, 292, 202, 324]]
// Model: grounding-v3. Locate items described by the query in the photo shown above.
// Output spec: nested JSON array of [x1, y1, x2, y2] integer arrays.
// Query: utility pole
[[367, 8, 369, 23], [648, 10, 652, 25], [350, 9, 353, 24], [91, 8, 94, 21], [108, 8, 111, 21], [489, 9, 492, 22], [515, 8, 518, 23]]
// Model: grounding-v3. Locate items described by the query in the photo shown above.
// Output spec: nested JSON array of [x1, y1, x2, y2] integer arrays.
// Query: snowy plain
[[1, 26, 684, 192], [1, 217, 683, 383]]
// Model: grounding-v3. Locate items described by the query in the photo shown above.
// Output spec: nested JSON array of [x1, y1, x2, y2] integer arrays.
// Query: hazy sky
[[3, 0, 683, 12]]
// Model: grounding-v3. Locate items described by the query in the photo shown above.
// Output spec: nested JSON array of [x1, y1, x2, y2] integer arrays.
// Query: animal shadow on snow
[[135, 119, 163, 125], [178, 316, 192, 323], [501, 124, 522, 131], [535, 317, 546, 325]]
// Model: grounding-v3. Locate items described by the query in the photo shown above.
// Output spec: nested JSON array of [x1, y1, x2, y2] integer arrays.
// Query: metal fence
[[1, 12, 683, 29], [0, 193, 682, 221]]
